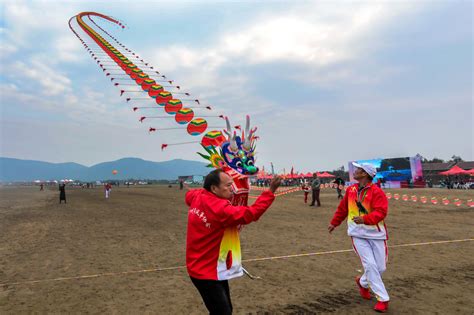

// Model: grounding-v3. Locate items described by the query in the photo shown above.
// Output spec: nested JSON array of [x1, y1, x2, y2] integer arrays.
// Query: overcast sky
[[0, 0, 472, 173]]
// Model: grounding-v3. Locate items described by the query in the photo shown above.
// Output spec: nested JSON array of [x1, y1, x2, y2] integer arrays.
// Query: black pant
[[190, 277, 233, 315], [310, 188, 321, 206]]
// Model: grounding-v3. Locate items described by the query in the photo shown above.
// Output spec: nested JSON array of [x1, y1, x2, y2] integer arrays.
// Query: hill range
[[0, 157, 209, 181]]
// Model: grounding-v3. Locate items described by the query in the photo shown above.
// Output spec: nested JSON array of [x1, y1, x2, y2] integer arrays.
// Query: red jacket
[[330, 182, 388, 240], [185, 188, 275, 280]]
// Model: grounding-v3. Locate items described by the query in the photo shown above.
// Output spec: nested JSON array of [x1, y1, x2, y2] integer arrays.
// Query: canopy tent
[[258, 171, 340, 179], [318, 172, 336, 178], [438, 165, 468, 175], [289, 173, 304, 179], [256, 171, 275, 179]]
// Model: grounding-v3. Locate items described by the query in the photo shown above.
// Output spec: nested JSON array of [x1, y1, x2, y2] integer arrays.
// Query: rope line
[[1, 238, 472, 286]]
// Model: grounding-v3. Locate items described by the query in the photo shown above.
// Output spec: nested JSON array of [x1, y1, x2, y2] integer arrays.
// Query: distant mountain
[[0, 157, 210, 181]]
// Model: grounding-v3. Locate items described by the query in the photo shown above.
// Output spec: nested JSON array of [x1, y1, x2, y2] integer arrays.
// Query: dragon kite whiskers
[[69, 12, 261, 200]]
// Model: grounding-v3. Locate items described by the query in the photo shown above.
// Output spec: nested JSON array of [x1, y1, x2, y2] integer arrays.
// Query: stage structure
[[348, 155, 424, 188]]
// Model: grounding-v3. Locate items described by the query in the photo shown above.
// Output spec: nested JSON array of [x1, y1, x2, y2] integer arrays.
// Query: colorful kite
[[69, 12, 260, 206]]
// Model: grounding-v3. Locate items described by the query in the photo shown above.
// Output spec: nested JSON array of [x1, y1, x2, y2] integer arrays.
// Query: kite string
[[1, 238, 471, 286]]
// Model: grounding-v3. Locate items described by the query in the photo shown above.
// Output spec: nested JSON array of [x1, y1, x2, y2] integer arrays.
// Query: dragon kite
[[68, 12, 260, 207]]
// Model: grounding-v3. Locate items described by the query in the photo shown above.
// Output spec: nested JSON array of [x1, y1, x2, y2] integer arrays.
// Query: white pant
[[352, 237, 389, 302], [105, 189, 110, 198]]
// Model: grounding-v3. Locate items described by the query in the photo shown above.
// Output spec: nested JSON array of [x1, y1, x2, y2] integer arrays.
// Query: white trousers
[[105, 190, 110, 198], [351, 237, 389, 302]]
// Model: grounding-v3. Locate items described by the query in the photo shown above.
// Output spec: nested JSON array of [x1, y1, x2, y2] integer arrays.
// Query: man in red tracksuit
[[186, 169, 281, 314], [328, 162, 390, 313]]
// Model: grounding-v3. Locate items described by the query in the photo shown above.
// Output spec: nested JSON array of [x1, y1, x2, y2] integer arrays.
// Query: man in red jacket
[[186, 169, 281, 314], [328, 162, 390, 313]]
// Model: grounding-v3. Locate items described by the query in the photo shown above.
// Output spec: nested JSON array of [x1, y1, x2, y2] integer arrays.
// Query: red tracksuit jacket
[[330, 182, 388, 240], [185, 189, 275, 280]]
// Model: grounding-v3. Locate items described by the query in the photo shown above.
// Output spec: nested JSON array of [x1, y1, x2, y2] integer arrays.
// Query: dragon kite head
[[198, 115, 259, 176]]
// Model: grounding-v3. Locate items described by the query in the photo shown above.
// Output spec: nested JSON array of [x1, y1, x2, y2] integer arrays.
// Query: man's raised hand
[[269, 176, 282, 193]]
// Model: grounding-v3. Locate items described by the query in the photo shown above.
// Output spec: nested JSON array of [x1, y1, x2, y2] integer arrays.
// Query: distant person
[[426, 178, 432, 188], [59, 183, 66, 204], [302, 182, 311, 204], [309, 173, 321, 207], [446, 177, 452, 189], [333, 177, 345, 199], [40, 183, 44, 191], [185, 169, 281, 314], [179, 179, 184, 190], [105, 183, 112, 199], [328, 162, 390, 313]]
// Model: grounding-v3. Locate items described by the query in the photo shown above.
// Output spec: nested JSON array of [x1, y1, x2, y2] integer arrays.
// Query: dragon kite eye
[[236, 161, 242, 167], [247, 160, 254, 166]]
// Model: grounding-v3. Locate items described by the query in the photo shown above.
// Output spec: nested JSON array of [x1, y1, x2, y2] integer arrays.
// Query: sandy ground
[[0, 185, 473, 314]]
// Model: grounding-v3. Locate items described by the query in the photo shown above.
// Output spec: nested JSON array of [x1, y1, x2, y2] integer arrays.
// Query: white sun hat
[[352, 162, 377, 178]]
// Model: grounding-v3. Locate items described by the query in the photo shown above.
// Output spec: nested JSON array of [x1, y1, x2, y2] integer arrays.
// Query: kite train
[[69, 12, 260, 206]]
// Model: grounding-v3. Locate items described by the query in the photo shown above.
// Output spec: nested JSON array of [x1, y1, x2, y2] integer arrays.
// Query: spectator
[[309, 173, 321, 207], [302, 181, 311, 204], [333, 177, 345, 200], [59, 183, 66, 204]]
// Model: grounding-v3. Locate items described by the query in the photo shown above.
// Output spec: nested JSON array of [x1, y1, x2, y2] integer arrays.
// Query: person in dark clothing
[[59, 183, 66, 204], [309, 173, 321, 207], [334, 177, 345, 199], [179, 179, 184, 190]]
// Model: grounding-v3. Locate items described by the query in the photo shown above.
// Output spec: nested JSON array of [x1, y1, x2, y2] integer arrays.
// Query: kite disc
[[175, 108, 194, 124], [187, 118, 208, 136]]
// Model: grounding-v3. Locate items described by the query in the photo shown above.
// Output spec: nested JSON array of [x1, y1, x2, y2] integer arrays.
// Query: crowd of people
[[438, 177, 473, 189], [254, 177, 304, 187]]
